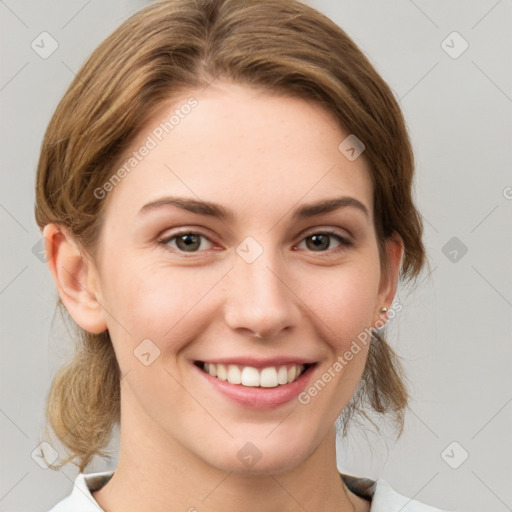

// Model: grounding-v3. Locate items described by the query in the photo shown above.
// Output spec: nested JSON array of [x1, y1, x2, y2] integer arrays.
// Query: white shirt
[[47, 471, 451, 511]]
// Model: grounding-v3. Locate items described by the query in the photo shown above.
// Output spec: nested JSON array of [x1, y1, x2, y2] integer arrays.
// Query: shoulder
[[47, 471, 113, 512], [371, 479, 452, 511], [341, 473, 453, 512]]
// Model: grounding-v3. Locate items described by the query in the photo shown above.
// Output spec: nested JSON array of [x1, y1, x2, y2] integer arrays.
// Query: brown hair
[[35, 0, 425, 472]]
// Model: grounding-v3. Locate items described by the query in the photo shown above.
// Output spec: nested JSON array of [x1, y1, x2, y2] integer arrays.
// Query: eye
[[158, 229, 352, 255], [159, 231, 214, 253], [297, 231, 352, 253]]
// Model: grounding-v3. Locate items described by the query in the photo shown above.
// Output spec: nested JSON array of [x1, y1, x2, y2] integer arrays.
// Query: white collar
[[48, 470, 450, 511]]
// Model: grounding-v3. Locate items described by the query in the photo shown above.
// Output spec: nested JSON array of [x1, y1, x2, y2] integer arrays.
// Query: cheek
[[302, 260, 381, 341], [101, 262, 224, 356]]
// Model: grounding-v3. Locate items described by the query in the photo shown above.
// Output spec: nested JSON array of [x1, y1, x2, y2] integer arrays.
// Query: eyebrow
[[138, 195, 369, 220]]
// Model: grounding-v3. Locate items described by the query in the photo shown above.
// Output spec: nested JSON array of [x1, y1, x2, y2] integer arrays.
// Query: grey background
[[1, 1, 511, 511]]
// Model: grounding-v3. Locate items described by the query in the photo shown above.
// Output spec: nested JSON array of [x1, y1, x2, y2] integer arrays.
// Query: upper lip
[[195, 357, 316, 368]]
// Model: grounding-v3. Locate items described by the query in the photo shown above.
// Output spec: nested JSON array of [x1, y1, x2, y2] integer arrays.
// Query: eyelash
[[157, 229, 353, 255]]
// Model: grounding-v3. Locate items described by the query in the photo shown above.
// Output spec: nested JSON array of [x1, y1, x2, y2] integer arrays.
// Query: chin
[[195, 429, 322, 477], [214, 449, 310, 477]]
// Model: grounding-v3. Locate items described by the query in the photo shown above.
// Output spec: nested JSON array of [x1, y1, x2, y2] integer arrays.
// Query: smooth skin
[[44, 81, 403, 512]]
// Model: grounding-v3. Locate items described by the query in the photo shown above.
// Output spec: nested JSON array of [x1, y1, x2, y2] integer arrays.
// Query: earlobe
[[43, 224, 108, 334]]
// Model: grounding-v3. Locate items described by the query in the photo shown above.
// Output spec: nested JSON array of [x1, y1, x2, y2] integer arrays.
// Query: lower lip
[[194, 364, 315, 409]]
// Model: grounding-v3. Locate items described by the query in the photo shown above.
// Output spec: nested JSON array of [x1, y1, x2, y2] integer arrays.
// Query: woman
[[35, 0, 449, 510]]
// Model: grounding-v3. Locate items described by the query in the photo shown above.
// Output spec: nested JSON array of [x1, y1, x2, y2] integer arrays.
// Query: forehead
[[101, 81, 373, 225]]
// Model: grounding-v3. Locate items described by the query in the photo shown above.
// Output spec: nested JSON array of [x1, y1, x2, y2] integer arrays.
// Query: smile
[[196, 361, 311, 388]]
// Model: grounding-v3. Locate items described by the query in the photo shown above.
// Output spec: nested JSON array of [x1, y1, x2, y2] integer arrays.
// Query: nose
[[223, 248, 301, 339]]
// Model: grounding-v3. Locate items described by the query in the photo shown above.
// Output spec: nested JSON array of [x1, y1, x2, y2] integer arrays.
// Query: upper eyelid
[[301, 227, 350, 238]]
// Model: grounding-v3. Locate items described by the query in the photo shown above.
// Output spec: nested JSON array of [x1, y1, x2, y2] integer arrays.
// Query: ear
[[43, 223, 108, 334], [374, 233, 404, 324]]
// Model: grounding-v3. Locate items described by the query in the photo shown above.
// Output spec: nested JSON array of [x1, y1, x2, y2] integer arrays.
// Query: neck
[[93, 387, 364, 512]]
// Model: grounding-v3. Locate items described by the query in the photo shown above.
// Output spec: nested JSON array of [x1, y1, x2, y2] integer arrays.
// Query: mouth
[[194, 361, 314, 388]]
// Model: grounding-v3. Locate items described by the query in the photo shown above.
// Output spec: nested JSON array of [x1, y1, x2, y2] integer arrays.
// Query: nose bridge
[[224, 239, 299, 338]]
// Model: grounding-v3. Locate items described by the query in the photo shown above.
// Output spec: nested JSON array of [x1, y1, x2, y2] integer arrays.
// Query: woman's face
[[83, 81, 400, 473]]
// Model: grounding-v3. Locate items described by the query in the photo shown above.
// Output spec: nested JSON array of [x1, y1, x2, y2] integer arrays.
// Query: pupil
[[308, 234, 329, 251], [178, 234, 200, 251]]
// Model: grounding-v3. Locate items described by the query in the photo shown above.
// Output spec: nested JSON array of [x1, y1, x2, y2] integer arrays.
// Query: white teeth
[[216, 363, 227, 381], [260, 367, 278, 388], [227, 364, 242, 384], [241, 367, 259, 387], [202, 362, 306, 387], [277, 366, 288, 385], [287, 365, 297, 382]]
